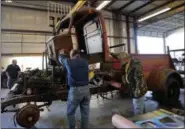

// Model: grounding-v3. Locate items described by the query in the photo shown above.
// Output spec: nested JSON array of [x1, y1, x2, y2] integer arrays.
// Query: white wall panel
[[35, 11, 51, 31], [35, 35, 46, 42], [23, 35, 36, 42], [12, 10, 34, 30], [130, 24, 134, 38], [1, 33, 10, 42], [1, 33, 22, 42], [2, 6, 51, 31], [130, 39, 136, 54], [10, 33, 22, 42], [1, 7, 12, 29], [22, 44, 45, 53], [2, 43, 21, 53], [122, 22, 127, 37]]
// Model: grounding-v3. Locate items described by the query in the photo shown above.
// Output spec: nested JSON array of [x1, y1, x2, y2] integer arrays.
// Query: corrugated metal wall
[[101, 10, 136, 54], [1, 6, 52, 54], [1, 6, 136, 54], [1, 5, 137, 70]]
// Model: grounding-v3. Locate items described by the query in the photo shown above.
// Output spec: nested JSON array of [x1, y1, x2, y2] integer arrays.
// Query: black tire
[[152, 91, 164, 103], [166, 78, 180, 106], [153, 77, 180, 106]]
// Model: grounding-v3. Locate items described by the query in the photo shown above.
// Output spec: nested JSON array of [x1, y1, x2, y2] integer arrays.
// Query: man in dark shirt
[[6, 59, 21, 89], [58, 49, 90, 129]]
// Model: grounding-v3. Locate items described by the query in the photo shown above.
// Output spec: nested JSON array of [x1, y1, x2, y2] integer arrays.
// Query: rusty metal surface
[[131, 54, 175, 79], [147, 68, 176, 91], [111, 54, 175, 79], [16, 104, 40, 128], [47, 31, 73, 63], [108, 54, 179, 91]]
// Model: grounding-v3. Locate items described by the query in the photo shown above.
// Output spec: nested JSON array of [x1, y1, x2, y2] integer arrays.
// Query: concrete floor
[[1, 89, 184, 128]]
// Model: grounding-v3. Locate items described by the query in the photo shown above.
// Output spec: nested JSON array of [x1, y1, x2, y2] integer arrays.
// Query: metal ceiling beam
[[172, 15, 184, 21], [138, 29, 164, 33], [139, 3, 185, 28], [159, 19, 184, 26], [166, 26, 184, 36], [137, 30, 164, 38], [142, 24, 171, 30], [129, 0, 155, 15], [105, 0, 117, 8], [140, 27, 166, 32], [138, 0, 175, 18], [117, 0, 135, 11]]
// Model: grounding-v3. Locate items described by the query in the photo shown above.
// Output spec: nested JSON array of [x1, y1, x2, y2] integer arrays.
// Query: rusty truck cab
[[47, 8, 109, 65]]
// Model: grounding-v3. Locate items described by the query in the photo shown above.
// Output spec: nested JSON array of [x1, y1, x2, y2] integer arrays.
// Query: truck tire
[[152, 91, 163, 103], [166, 77, 180, 105], [153, 77, 180, 106]]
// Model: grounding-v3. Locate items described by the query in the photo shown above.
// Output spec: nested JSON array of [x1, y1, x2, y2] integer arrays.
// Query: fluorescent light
[[96, 1, 111, 10], [5, 0, 12, 3], [138, 7, 171, 22]]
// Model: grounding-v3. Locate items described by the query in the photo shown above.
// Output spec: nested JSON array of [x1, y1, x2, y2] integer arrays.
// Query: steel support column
[[133, 18, 138, 54], [163, 33, 167, 54], [126, 16, 131, 53]]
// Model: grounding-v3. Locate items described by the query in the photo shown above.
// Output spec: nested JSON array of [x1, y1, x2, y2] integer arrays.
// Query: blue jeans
[[7, 78, 17, 89], [132, 96, 145, 115], [67, 86, 90, 129]]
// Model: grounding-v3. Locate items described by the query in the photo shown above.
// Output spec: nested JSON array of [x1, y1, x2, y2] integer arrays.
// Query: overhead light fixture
[[5, 0, 12, 3], [138, 7, 171, 22], [96, 0, 111, 10]]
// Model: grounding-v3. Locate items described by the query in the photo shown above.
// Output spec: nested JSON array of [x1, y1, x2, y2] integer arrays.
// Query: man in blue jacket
[[58, 49, 90, 129]]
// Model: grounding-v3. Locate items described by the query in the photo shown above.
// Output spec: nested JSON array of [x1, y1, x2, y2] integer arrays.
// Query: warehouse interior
[[1, 0, 185, 128]]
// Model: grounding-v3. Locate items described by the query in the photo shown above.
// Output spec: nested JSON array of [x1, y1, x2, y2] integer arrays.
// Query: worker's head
[[120, 52, 131, 61], [119, 52, 132, 68], [12, 59, 17, 65], [70, 49, 80, 58]]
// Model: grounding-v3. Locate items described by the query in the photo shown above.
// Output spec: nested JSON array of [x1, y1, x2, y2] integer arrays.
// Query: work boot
[[75, 120, 80, 129]]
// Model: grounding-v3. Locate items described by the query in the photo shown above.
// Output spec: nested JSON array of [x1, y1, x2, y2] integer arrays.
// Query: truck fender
[[147, 68, 182, 104], [147, 68, 183, 92]]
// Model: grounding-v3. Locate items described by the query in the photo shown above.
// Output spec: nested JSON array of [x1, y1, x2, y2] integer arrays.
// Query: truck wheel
[[166, 77, 180, 106], [152, 91, 164, 103], [153, 77, 180, 106]]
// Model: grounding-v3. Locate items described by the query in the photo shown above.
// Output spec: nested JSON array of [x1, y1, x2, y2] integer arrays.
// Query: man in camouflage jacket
[[110, 52, 148, 115]]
